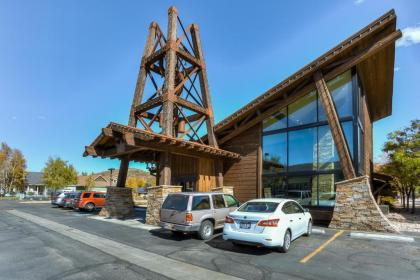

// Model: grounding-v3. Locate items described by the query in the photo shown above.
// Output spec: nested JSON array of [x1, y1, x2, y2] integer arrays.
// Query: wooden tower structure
[[84, 7, 240, 191]]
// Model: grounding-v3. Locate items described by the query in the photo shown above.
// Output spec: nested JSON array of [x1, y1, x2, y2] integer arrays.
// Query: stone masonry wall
[[146, 185, 182, 225], [329, 176, 398, 233], [99, 187, 134, 219], [211, 186, 234, 196]]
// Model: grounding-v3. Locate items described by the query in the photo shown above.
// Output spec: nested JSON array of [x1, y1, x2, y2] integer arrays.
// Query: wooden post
[[116, 157, 130, 187], [161, 6, 178, 136], [191, 24, 218, 148], [128, 22, 157, 127], [215, 159, 223, 188], [314, 71, 356, 180], [159, 151, 171, 185]]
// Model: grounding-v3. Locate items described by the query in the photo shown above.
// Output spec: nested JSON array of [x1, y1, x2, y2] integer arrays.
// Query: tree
[[126, 177, 147, 193], [85, 174, 95, 190], [0, 142, 27, 194], [42, 157, 78, 190], [382, 119, 420, 213]]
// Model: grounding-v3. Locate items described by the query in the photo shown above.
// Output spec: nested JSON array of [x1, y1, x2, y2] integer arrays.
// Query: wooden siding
[[197, 158, 216, 192], [222, 124, 261, 202], [363, 93, 373, 177]]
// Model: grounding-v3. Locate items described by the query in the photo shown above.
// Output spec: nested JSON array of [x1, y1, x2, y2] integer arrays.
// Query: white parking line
[[350, 232, 414, 243], [7, 209, 241, 280], [312, 228, 326, 234]]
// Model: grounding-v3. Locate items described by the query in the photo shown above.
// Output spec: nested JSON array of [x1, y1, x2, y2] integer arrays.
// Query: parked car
[[160, 192, 241, 240], [51, 191, 67, 207], [63, 192, 80, 208], [223, 198, 312, 253], [74, 191, 106, 211]]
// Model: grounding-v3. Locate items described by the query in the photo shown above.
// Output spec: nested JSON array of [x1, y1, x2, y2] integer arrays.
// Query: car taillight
[[225, 216, 234, 224], [257, 219, 279, 227], [185, 212, 193, 222]]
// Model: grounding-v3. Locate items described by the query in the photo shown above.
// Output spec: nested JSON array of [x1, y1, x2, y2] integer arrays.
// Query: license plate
[[240, 222, 251, 229]]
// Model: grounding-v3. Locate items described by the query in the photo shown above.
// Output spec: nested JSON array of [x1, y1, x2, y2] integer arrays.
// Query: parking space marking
[[7, 209, 241, 280], [299, 230, 344, 264]]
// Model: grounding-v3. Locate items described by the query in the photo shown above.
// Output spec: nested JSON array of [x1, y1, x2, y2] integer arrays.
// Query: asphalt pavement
[[0, 201, 419, 280]]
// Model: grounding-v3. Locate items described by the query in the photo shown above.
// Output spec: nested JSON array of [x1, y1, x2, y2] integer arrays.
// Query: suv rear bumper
[[160, 222, 200, 232]]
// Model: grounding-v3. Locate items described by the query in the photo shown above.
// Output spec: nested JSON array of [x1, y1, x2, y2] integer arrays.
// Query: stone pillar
[[146, 185, 182, 225], [99, 187, 134, 219], [329, 176, 397, 233], [211, 186, 234, 196]]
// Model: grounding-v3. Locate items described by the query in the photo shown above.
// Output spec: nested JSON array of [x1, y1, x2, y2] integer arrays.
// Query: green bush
[[0, 196, 19, 200]]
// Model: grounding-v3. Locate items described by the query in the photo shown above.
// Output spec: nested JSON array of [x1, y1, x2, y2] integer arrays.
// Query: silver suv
[[160, 192, 241, 240]]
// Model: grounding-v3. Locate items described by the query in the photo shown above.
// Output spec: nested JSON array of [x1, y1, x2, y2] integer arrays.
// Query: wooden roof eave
[[212, 9, 399, 136]]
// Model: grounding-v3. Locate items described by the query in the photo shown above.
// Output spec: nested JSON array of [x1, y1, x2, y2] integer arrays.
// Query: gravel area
[[386, 205, 420, 233]]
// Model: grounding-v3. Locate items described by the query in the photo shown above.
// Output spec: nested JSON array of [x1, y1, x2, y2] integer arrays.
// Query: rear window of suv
[[162, 195, 189, 211], [238, 202, 279, 213], [192, 195, 211, 210], [82, 193, 91, 198]]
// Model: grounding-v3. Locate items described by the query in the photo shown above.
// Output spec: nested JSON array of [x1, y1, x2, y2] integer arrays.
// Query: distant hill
[[78, 168, 155, 187]]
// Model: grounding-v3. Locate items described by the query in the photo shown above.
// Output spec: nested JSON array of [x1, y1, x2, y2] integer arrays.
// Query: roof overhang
[[84, 122, 241, 162], [212, 10, 400, 139]]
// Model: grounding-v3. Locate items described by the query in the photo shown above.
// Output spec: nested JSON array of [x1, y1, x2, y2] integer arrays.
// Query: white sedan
[[223, 198, 312, 252]]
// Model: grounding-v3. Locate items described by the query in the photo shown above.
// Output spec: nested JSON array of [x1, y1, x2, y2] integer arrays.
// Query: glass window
[[327, 70, 353, 118], [263, 133, 287, 174], [262, 175, 286, 198], [212, 195, 225, 209], [341, 121, 354, 159], [318, 125, 340, 170], [287, 176, 317, 206], [358, 126, 365, 174], [290, 202, 304, 213], [318, 174, 336, 207], [191, 195, 210, 210], [263, 108, 287, 132], [93, 193, 106, 198], [82, 193, 91, 198], [288, 90, 317, 126], [224, 195, 239, 207], [238, 202, 279, 213], [288, 127, 317, 171], [162, 194, 189, 211]]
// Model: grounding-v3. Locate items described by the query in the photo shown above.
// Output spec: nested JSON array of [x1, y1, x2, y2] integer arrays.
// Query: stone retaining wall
[[145, 185, 182, 225], [329, 176, 398, 233], [99, 187, 134, 219], [211, 186, 234, 195]]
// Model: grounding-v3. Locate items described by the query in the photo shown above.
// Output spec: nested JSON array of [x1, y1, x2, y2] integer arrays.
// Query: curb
[[349, 232, 415, 242], [87, 215, 160, 231]]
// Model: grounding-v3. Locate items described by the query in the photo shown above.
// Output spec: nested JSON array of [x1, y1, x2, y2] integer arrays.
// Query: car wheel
[[279, 230, 291, 253], [198, 220, 214, 240], [304, 220, 312, 236], [85, 203, 95, 212]]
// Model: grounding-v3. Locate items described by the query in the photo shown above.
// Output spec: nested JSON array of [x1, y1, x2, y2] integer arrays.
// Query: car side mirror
[[304, 208, 310, 213]]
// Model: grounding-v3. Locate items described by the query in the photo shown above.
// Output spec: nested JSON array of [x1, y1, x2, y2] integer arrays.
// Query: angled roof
[[213, 10, 400, 136], [26, 172, 44, 185]]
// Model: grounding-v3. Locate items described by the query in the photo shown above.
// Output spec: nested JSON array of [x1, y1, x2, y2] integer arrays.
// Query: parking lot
[[1, 201, 420, 280]]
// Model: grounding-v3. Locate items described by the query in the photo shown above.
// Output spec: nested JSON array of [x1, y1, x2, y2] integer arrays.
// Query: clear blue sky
[[1, 0, 419, 173]]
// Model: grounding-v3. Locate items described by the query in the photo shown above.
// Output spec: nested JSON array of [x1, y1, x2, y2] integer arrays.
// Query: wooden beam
[[175, 97, 208, 115], [191, 24, 218, 148], [314, 71, 356, 179], [128, 22, 157, 127], [102, 128, 114, 137], [84, 146, 97, 157], [135, 96, 163, 114], [116, 156, 129, 187], [124, 132, 135, 146]]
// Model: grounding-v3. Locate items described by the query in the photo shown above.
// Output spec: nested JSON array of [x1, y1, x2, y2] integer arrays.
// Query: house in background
[[25, 172, 48, 195]]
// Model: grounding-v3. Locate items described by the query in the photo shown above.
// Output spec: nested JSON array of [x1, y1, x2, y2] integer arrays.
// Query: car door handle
[[299, 217, 302, 220], [290, 220, 293, 222]]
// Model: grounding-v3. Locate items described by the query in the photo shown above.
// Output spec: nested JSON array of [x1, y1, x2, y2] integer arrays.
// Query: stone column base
[[211, 186, 234, 196], [329, 176, 398, 233], [145, 185, 182, 225], [98, 187, 134, 219]]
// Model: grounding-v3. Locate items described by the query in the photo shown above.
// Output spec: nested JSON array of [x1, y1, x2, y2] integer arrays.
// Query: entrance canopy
[[84, 122, 240, 163]]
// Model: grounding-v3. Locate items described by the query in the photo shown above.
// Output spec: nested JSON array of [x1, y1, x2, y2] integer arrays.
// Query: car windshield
[[237, 201, 279, 213], [162, 195, 189, 211]]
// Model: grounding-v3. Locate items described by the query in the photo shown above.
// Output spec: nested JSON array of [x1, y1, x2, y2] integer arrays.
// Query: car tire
[[304, 220, 312, 237], [85, 203, 95, 212], [279, 229, 291, 253], [197, 220, 214, 240]]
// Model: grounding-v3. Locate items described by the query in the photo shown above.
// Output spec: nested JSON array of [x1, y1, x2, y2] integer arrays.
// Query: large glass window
[[263, 108, 287, 132], [288, 127, 317, 171], [318, 125, 340, 170], [263, 133, 287, 174], [288, 90, 317, 126], [327, 70, 353, 118], [261, 69, 362, 208]]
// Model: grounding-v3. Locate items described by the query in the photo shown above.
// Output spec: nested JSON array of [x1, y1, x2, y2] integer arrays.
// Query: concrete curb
[[349, 232, 415, 242], [312, 228, 326, 234], [19, 201, 51, 204]]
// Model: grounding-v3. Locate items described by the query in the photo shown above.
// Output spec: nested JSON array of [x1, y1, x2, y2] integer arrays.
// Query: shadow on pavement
[[206, 234, 274, 255]]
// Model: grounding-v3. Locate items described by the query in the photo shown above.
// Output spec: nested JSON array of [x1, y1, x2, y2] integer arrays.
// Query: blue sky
[[1, 0, 419, 173]]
